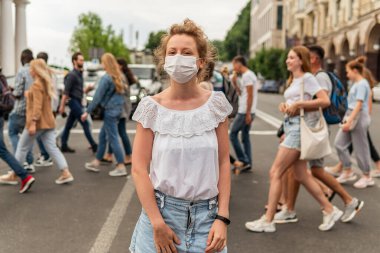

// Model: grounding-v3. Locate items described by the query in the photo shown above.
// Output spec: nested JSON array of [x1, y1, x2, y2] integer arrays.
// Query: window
[[277, 6, 283, 30]]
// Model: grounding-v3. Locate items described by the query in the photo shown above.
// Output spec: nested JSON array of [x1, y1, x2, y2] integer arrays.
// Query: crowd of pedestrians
[[0, 18, 379, 253]]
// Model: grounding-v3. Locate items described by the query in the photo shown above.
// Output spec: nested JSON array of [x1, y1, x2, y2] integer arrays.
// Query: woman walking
[[82, 53, 126, 177], [129, 19, 231, 253], [334, 58, 374, 188], [15, 59, 74, 186], [245, 46, 342, 233], [101, 58, 135, 165]]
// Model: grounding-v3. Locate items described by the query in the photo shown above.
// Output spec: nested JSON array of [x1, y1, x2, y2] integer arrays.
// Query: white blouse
[[132, 91, 232, 201]]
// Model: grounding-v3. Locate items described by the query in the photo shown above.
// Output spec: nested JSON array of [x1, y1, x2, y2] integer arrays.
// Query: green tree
[[211, 40, 227, 61], [224, 1, 251, 60], [70, 12, 130, 61], [249, 48, 288, 80], [145, 30, 167, 52]]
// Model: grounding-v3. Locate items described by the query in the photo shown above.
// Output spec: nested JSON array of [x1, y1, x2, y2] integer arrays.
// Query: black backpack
[[0, 74, 15, 114]]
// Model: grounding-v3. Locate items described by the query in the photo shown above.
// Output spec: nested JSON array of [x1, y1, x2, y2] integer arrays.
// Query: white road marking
[[89, 178, 135, 253]]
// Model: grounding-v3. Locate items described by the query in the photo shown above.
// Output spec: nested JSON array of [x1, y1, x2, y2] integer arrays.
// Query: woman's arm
[[286, 89, 330, 115], [206, 119, 230, 253], [31, 84, 44, 122], [369, 90, 373, 115], [86, 76, 108, 114], [342, 100, 363, 132], [132, 123, 180, 252]]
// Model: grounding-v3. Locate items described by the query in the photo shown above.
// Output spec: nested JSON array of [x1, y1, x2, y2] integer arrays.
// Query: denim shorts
[[130, 191, 227, 253], [280, 116, 301, 151]]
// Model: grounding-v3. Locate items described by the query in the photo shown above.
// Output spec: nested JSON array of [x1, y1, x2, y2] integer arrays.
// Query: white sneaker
[[353, 177, 375, 189], [55, 175, 74, 185], [34, 156, 53, 167], [0, 172, 18, 185], [324, 166, 342, 177], [274, 208, 298, 224], [336, 172, 357, 184], [318, 206, 343, 231], [245, 215, 276, 233], [109, 167, 127, 177], [370, 170, 380, 178], [85, 162, 100, 172], [23, 162, 36, 174]]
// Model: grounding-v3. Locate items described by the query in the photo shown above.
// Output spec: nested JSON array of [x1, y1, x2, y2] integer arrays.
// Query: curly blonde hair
[[154, 19, 216, 81]]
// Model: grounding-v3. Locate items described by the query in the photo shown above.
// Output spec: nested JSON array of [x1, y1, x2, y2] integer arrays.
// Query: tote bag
[[300, 78, 332, 160]]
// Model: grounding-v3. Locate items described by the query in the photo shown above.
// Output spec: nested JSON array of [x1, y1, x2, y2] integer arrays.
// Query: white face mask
[[164, 55, 199, 84]]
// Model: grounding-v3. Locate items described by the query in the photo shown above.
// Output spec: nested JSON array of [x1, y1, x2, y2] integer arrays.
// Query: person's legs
[[37, 136, 50, 160], [61, 106, 77, 149], [292, 160, 334, 212], [118, 118, 132, 156], [241, 113, 254, 165], [0, 118, 28, 180], [104, 114, 124, 165], [367, 132, 380, 163], [285, 167, 300, 212], [229, 114, 249, 164], [15, 129, 36, 176], [334, 129, 353, 173]]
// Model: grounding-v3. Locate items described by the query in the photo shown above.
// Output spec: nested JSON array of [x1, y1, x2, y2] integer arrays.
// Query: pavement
[[1, 93, 380, 253]]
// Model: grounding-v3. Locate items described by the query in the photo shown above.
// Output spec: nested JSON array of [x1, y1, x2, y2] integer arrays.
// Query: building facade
[[284, 0, 380, 81], [249, 0, 285, 57], [0, 0, 29, 77]]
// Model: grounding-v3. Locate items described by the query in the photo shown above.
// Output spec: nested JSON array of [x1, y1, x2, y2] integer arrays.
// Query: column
[[0, 0, 15, 76], [14, 0, 29, 71]]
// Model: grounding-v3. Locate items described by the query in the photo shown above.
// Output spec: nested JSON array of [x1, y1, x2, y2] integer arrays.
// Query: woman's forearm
[[132, 167, 164, 226], [217, 159, 231, 218], [349, 101, 363, 122]]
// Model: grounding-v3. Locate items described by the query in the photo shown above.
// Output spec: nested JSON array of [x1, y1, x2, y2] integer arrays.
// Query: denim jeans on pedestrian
[[8, 113, 34, 165], [96, 108, 124, 164], [107, 117, 132, 156], [37, 136, 50, 160], [130, 191, 227, 253], [0, 117, 28, 180], [229, 113, 255, 165], [61, 98, 97, 149], [16, 128, 68, 171]]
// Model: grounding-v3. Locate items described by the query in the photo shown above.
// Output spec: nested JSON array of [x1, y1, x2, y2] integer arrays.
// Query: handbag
[[300, 78, 332, 160]]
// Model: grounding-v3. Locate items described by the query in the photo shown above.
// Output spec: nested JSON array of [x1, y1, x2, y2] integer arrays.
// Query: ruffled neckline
[[132, 91, 232, 137]]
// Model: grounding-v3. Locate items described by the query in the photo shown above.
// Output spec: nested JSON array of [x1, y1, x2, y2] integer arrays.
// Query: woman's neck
[[353, 76, 364, 83], [168, 79, 202, 99], [292, 69, 304, 79]]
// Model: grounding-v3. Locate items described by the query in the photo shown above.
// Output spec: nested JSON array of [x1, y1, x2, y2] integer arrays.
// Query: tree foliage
[[212, 40, 227, 62], [70, 12, 130, 61], [249, 48, 288, 80], [145, 30, 167, 52], [224, 1, 251, 60]]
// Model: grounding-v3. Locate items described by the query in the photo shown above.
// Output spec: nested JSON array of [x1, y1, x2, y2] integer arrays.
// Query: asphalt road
[[1, 93, 380, 253]]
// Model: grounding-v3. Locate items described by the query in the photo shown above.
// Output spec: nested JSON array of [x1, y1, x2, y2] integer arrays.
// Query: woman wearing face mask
[[245, 46, 342, 233], [81, 53, 126, 177], [129, 19, 231, 253]]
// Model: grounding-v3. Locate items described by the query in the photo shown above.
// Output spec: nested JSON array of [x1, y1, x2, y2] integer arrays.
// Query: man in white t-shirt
[[230, 56, 258, 171]]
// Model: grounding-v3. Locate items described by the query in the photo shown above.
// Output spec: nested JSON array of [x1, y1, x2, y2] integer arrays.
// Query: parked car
[[128, 64, 163, 95], [373, 83, 380, 102], [259, 80, 281, 93]]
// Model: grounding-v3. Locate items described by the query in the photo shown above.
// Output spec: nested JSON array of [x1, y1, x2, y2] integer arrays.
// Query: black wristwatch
[[215, 215, 231, 225]]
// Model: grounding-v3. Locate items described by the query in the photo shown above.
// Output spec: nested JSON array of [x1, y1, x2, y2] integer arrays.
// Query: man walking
[[230, 56, 258, 171], [59, 52, 97, 153]]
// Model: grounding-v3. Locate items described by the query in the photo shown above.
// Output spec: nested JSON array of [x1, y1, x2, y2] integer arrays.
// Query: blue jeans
[[37, 137, 50, 160], [61, 98, 97, 148], [8, 113, 33, 165], [229, 113, 255, 165], [96, 108, 124, 164], [130, 191, 227, 253], [107, 117, 132, 156], [0, 117, 28, 180]]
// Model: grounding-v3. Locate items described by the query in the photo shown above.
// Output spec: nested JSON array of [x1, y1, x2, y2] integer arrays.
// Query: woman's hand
[[81, 112, 88, 122], [205, 220, 227, 253], [28, 123, 36, 136], [341, 119, 352, 132], [153, 222, 181, 253], [285, 102, 300, 116], [278, 103, 288, 113]]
